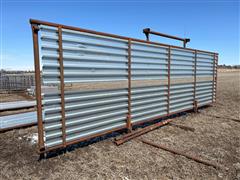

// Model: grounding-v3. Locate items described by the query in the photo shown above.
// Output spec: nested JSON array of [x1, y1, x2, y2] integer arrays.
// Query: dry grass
[[0, 71, 239, 179]]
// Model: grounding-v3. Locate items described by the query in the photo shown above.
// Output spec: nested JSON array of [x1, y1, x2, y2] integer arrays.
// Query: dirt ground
[[0, 93, 35, 116], [0, 71, 239, 180], [0, 92, 34, 103]]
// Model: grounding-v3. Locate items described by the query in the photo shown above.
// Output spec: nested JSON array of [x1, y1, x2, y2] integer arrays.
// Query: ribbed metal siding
[[131, 85, 168, 123], [196, 52, 214, 77], [40, 25, 129, 147], [170, 83, 194, 113], [196, 81, 213, 106], [171, 48, 195, 78], [0, 112, 37, 131], [38, 24, 216, 149], [195, 52, 214, 105], [43, 88, 128, 147], [131, 42, 168, 80], [40, 25, 128, 84], [0, 101, 36, 111]]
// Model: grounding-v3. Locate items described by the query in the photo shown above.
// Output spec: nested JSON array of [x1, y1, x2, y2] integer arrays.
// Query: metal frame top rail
[[29, 19, 218, 55]]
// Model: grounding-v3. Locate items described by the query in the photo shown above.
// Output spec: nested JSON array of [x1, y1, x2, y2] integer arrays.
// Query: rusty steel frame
[[31, 24, 44, 152], [58, 26, 67, 147], [167, 46, 171, 115], [193, 50, 198, 113], [143, 28, 190, 48], [202, 113, 240, 123], [168, 123, 195, 132], [38, 125, 127, 154], [193, 50, 197, 101], [115, 118, 173, 145], [212, 54, 216, 103], [30, 19, 218, 155], [30, 19, 217, 55], [140, 139, 223, 169], [39, 104, 212, 154], [214, 54, 218, 102], [127, 39, 132, 132]]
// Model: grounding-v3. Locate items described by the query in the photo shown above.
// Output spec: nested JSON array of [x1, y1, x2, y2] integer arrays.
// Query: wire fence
[[0, 73, 35, 92]]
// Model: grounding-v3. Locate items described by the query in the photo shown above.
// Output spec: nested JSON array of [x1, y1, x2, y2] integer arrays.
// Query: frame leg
[[38, 152, 46, 161], [194, 100, 198, 113]]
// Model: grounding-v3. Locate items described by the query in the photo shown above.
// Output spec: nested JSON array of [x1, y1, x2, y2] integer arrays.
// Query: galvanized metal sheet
[[43, 88, 128, 147], [131, 85, 168, 123], [0, 111, 37, 131], [36, 23, 217, 150], [40, 25, 128, 84], [0, 101, 36, 111]]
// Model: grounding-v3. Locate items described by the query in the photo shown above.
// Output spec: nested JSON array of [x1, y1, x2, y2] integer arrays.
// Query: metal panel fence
[[0, 73, 35, 91], [30, 19, 218, 153]]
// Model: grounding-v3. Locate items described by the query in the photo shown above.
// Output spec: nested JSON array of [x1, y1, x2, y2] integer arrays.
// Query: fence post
[[167, 46, 171, 115], [193, 50, 198, 112], [31, 24, 45, 152], [58, 26, 67, 148], [212, 53, 216, 103], [127, 39, 132, 132], [215, 54, 218, 102], [212, 53, 218, 103]]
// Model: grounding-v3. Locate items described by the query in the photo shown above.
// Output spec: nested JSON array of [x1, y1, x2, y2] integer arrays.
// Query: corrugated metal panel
[[170, 48, 195, 78], [196, 52, 214, 77], [0, 101, 36, 111], [40, 25, 128, 84], [0, 111, 37, 131], [195, 52, 214, 105], [131, 85, 168, 123], [43, 88, 128, 147], [196, 81, 213, 106], [170, 83, 194, 113], [131, 42, 168, 80], [36, 23, 217, 151]]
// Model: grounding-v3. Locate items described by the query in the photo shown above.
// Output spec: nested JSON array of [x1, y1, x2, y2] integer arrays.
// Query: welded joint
[[143, 28, 150, 41], [32, 24, 40, 32], [183, 39, 190, 48], [38, 147, 47, 161]]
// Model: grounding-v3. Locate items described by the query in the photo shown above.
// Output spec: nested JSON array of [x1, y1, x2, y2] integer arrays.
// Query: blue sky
[[0, 0, 239, 70]]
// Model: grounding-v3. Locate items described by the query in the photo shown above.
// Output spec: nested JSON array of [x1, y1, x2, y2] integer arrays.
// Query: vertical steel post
[[31, 24, 44, 152], [146, 34, 149, 41], [193, 50, 198, 112], [214, 54, 218, 102], [212, 54, 216, 103], [167, 46, 171, 115], [216, 54, 218, 102], [58, 26, 67, 147], [127, 39, 132, 132], [183, 40, 186, 48]]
